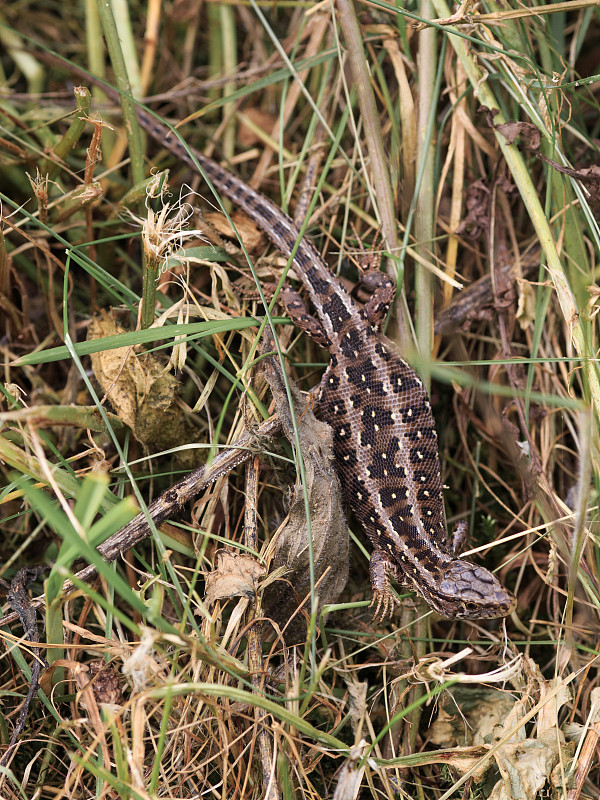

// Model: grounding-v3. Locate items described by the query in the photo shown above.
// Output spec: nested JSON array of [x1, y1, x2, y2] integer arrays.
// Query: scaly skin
[[88, 82, 516, 620]]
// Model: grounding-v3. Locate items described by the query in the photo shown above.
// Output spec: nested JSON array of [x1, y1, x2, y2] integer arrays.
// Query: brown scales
[[131, 100, 516, 620]]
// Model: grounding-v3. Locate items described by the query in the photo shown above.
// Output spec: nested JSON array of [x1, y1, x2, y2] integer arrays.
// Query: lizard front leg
[[277, 285, 332, 348], [368, 548, 404, 621], [451, 519, 469, 554]]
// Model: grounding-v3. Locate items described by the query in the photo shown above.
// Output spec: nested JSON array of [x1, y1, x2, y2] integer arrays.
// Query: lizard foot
[[369, 588, 401, 622], [368, 549, 403, 621]]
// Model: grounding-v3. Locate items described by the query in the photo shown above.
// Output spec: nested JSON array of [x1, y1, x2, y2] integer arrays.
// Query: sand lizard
[[87, 85, 517, 620]]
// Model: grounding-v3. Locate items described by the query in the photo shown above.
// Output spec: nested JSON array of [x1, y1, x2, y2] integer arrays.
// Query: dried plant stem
[[430, 0, 600, 446], [414, 1, 437, 387], [244, 455, 281, 800]]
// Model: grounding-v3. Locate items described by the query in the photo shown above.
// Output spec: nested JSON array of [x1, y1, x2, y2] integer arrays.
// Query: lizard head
[[433, 558, 517, 620]]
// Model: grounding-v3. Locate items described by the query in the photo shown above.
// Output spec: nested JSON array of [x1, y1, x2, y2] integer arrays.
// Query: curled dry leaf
[[88, 311, 197, 462], [204, 550, 266, 606], [88, 659, 124, 706], [429, 657, 575, 798], [237, 108, 278, 148], [537, 156, 600, 203], [332, 741, 370, 800], [455, 179, 490, 239], [204, 210, 265, 253], [495, 120, 541, 151], [516, 279, 537, 329], [429, 686, 517, 752]]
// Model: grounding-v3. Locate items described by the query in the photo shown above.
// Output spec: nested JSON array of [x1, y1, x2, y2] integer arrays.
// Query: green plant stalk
[[116, 170, 168, 213], [414, 1, 437, 389], [149, 681, 347, 750], [110, 0, 141, 97], [43, 86, 92, 180], [0, 435, 111, 514], [69, 753, 146, 800], [44, 597, 65, 683], [566, 410, 592, 636], [219, 3, 237, 163], [336, 0, 413, 350], [430, 0, 600, 445], [0, 404, 125, 434], [106, 713, 128, 789], [16, 315, 276, 366], [148, 682, 174, 793], [95, 0, 149, 328], [95, 0, 144, 186], [85, 0, 106, 90], [139, 247, 159, 330]]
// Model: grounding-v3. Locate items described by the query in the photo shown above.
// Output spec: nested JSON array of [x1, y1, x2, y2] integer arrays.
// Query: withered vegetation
[[0, 3, 599, 799]]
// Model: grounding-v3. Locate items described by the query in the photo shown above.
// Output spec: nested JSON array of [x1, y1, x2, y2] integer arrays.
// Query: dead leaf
[[204, 551, 266, 606], [204, 210, 265, 252], [238, 108, 278, 148], [332, 742, 369, 800], [429, 686, 516, 751], [479, 107, 541, 151], [495, 120, 541, 151], [455, 179, 490, 239], [537, 156, 600, 202], [516, 279, 536, 329], [88, 311, 197, 461]]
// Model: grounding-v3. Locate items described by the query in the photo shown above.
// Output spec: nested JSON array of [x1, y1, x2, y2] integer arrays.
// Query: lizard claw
[[369, 588, 400, 622], [368, 550, 403, 621]]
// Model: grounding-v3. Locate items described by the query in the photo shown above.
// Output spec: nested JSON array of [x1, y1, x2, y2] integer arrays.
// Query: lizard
[[79, 79, 517, 620]]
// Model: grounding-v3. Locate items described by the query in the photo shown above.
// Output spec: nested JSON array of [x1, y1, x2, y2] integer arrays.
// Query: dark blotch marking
[[375, 342, 392, 362], [390, 515, 419, 542], [339, 328, 362, 359], [361, 405, 395, 437], [389, 370, 422, 395], [306, 267, 333, 295], [397, 402, 428, 424], [325, 399, 347, 417], [335, 446, 358, 468], [378, 486, 409, 508], [409, 446, 437, 464], [411, 468, 432, 483], [272, 220, 291, 240], [352, 475, 367, 501], [365, 380, 388, 397], [325, 370, 340, 390], [345, 360, 377, 388], [333, 424, 349, 445], [404, 426, 437, 442], [322, 294, 351, 330], [367, 437, 406, 479]]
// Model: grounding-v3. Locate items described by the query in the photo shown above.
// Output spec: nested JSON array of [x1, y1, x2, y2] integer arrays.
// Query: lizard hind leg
[[359, 269, 396, 329], [368, 548, 404, 621], [278, 285, 331, 348], [350, 223, 395, 329]]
